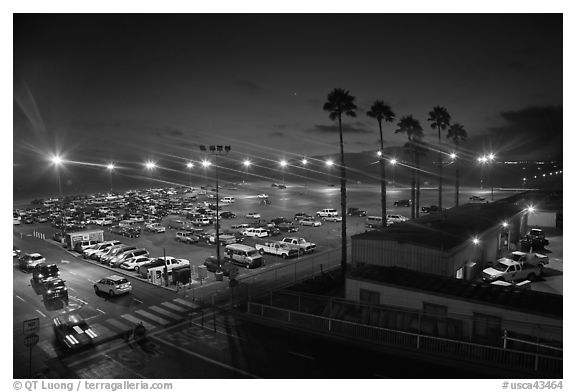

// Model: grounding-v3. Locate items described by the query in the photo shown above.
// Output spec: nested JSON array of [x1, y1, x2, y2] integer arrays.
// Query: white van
[[316, 208, 338, 217], [242, 227, 269, 238], [365, 216, 385, 229], [220, 196, 235, 203], [225, 244, 264, 268]]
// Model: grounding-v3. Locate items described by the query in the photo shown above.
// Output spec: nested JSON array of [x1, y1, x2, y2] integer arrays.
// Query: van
[[220, 196, 235, 203], [224, 244, 263, 269], [365, 216, 385, 229], [168, 219, 193, 230], [74, 240, 100, 253], [241, 227, 269, 238]]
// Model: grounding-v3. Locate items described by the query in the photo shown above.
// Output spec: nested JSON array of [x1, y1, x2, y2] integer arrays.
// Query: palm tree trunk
[[438, 130, 443, 210], [338, 114, 347, 273], [416, 151, 421, 218], [378, 120, 386, 224], [410, 147, 416, 219]]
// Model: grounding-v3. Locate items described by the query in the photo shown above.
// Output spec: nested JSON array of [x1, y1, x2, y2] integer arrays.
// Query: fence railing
[[246, 302, 562, 377], [186, 245, 348, 306]]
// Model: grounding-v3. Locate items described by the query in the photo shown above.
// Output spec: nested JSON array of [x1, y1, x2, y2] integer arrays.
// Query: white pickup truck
[[280, 237, 316, 254], [482, 251, 549, 282], [254, 241, 299, 259]]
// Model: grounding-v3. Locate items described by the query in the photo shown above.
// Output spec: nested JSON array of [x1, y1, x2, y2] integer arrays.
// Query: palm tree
[[395, 115, 423, 219], [323, 88, 357, 273], [447, 123, 468, 207], [367, 100, 395, 225], [428, 106, 451, 210]]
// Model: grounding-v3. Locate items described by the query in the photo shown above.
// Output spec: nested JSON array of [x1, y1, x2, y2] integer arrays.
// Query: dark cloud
[[308, 123, 374, 134], [235, 79, 265, 95], [159, 126, 185, 137], [269, 131, 285, 137], [468, 106, 562, 160]]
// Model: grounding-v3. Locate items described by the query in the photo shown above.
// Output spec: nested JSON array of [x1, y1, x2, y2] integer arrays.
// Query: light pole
[[106, 163, 115, 192], [200, 145, 231, 278], [279, 159, 287, 185], [186, 162, 194, 188], [477, 155, 487, 189], [51, 155, 64, 243], [145, 161, 156, 190], [487, 153, 495, 201], [242, 159, 251, 184], [449, 152, 458, 207], [390, 158, 397, 188], [301, 158, 308, 189]]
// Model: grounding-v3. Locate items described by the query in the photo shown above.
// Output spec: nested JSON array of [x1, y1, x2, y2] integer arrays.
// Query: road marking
[[35, 309, 47, 318], [120, 314, 156, 331], [161, 301, 188, 312], [96, 308, 106, 314], [132, 298, 143, 304], [61, 259, 71, 264], [135, 310, 170, 326], [173, 298, 199, 309], [15, 295, 26, 302], [153, 335, 258, 378], [148, 306, 181, 320], [68, 271, 77, 275], [106, 318, 132, 332], [288, 351, 314, 360]]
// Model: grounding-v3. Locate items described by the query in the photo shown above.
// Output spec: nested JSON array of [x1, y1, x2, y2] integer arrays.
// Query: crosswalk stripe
[[134, 310, 170, 326], [161, 301, 188, 312], [173, 298, 200, 309], [120, 314, 156, 331], [90, 323, 116, 339], [149, 306, 182, 320], [106, 318, 132, 332]]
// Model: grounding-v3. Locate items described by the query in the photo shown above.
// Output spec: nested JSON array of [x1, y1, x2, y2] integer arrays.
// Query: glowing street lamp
[[106, 163, 115, 192], [51, 155, 65, 242], [325, 159, 334, 167], [279, 159, 288, 184], [186, 162, 194, 187], [144, 161, 156, 189], [242, 159, 251, 183], [389, 158, 397, 187], [450, 152, 457, 160]]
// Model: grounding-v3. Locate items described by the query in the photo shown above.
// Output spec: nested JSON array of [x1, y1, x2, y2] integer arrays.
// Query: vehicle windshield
[[41, 266, 59, 275], [247, 250, 258, 257], [46, 280, 65, 289], [510, 254, 523, 262], [112, 278, 129, 284], [492, 263, 509, 272]]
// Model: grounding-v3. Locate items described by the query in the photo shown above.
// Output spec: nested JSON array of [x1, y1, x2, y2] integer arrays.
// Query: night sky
[[12, 13, 563, 198]]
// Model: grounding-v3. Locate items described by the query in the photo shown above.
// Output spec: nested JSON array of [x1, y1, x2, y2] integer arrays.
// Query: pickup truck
[[482, 251, 549, 282], [254, 241, 299, 259], [280, 237, 316, 254]]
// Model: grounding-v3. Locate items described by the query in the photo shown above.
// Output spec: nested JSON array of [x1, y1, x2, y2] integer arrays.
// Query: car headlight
[[46, 290, 52, 294]]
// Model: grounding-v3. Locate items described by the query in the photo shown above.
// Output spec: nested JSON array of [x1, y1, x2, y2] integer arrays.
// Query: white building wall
[[346, 278, 561, 341]]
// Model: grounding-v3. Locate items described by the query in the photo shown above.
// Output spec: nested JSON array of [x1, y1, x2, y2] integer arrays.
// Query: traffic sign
[[23, 318, 40, 336], [23, 333, 39, 347]]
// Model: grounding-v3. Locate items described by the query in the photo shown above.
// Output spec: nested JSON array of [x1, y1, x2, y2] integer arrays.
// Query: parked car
[[245, 212, 261, 219], [316, 208, 338, 217], [109, 248, 149, 268], [93, 275, 132, 296], [293, 212, 313, 221], [144, 222, 166, 233], [387, 214, 409, 223], [120, 256, 151, 272], [347, 207, 367, 217], [220, 211, 237, 219], [18, 253, 46, 272], [257, 193, 269, 199], [53, 314, 97, 350], [469, 195, 486, 202], [242, 227, 269, 238], [278, 222, 299, 232], [323, 216, 342, 222], [175, 231, 200, 244], [299, 217, 323, 227], [394, 199, 412, 207], [203, 256, 234, 276], [421, 205, 440, 213]]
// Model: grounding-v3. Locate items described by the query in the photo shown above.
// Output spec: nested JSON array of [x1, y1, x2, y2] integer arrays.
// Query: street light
[[279, 159, 288, 185], [186, 162, 194, 188], [51, 155, 64, 243], [301, 158, 308, 189], [242, 159, 251, 183], [144, 161, 156, 189], [199, 145, 231, 278], [390, 158, 397, 188], [325, 159, 334, 167], [106, 163, 115, 192]]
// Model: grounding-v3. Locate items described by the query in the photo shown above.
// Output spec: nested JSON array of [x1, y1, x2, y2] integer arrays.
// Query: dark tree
[[367, 100, 395, 225], [428, 106, 451, 210], [447, 123, 468, 207], [323, 88, 357, 273], [395, 115, 424, 219]]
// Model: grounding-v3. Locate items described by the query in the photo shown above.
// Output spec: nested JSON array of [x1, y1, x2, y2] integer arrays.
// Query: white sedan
[[94, 218, 113, 226], [120, 256, 151, 271], [323, 216, 342, 222], [299, 217, 322, 227], [245, 212, 261, 219], [257, 194, 269, 199]]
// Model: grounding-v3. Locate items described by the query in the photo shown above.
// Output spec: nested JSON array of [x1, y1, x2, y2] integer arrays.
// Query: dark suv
[[347, 207, 367, 217], [394, 200, 412, 207], [33, 263, 60, 284], [43, 277, 68, 302], [203, 257, 234, 276]]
